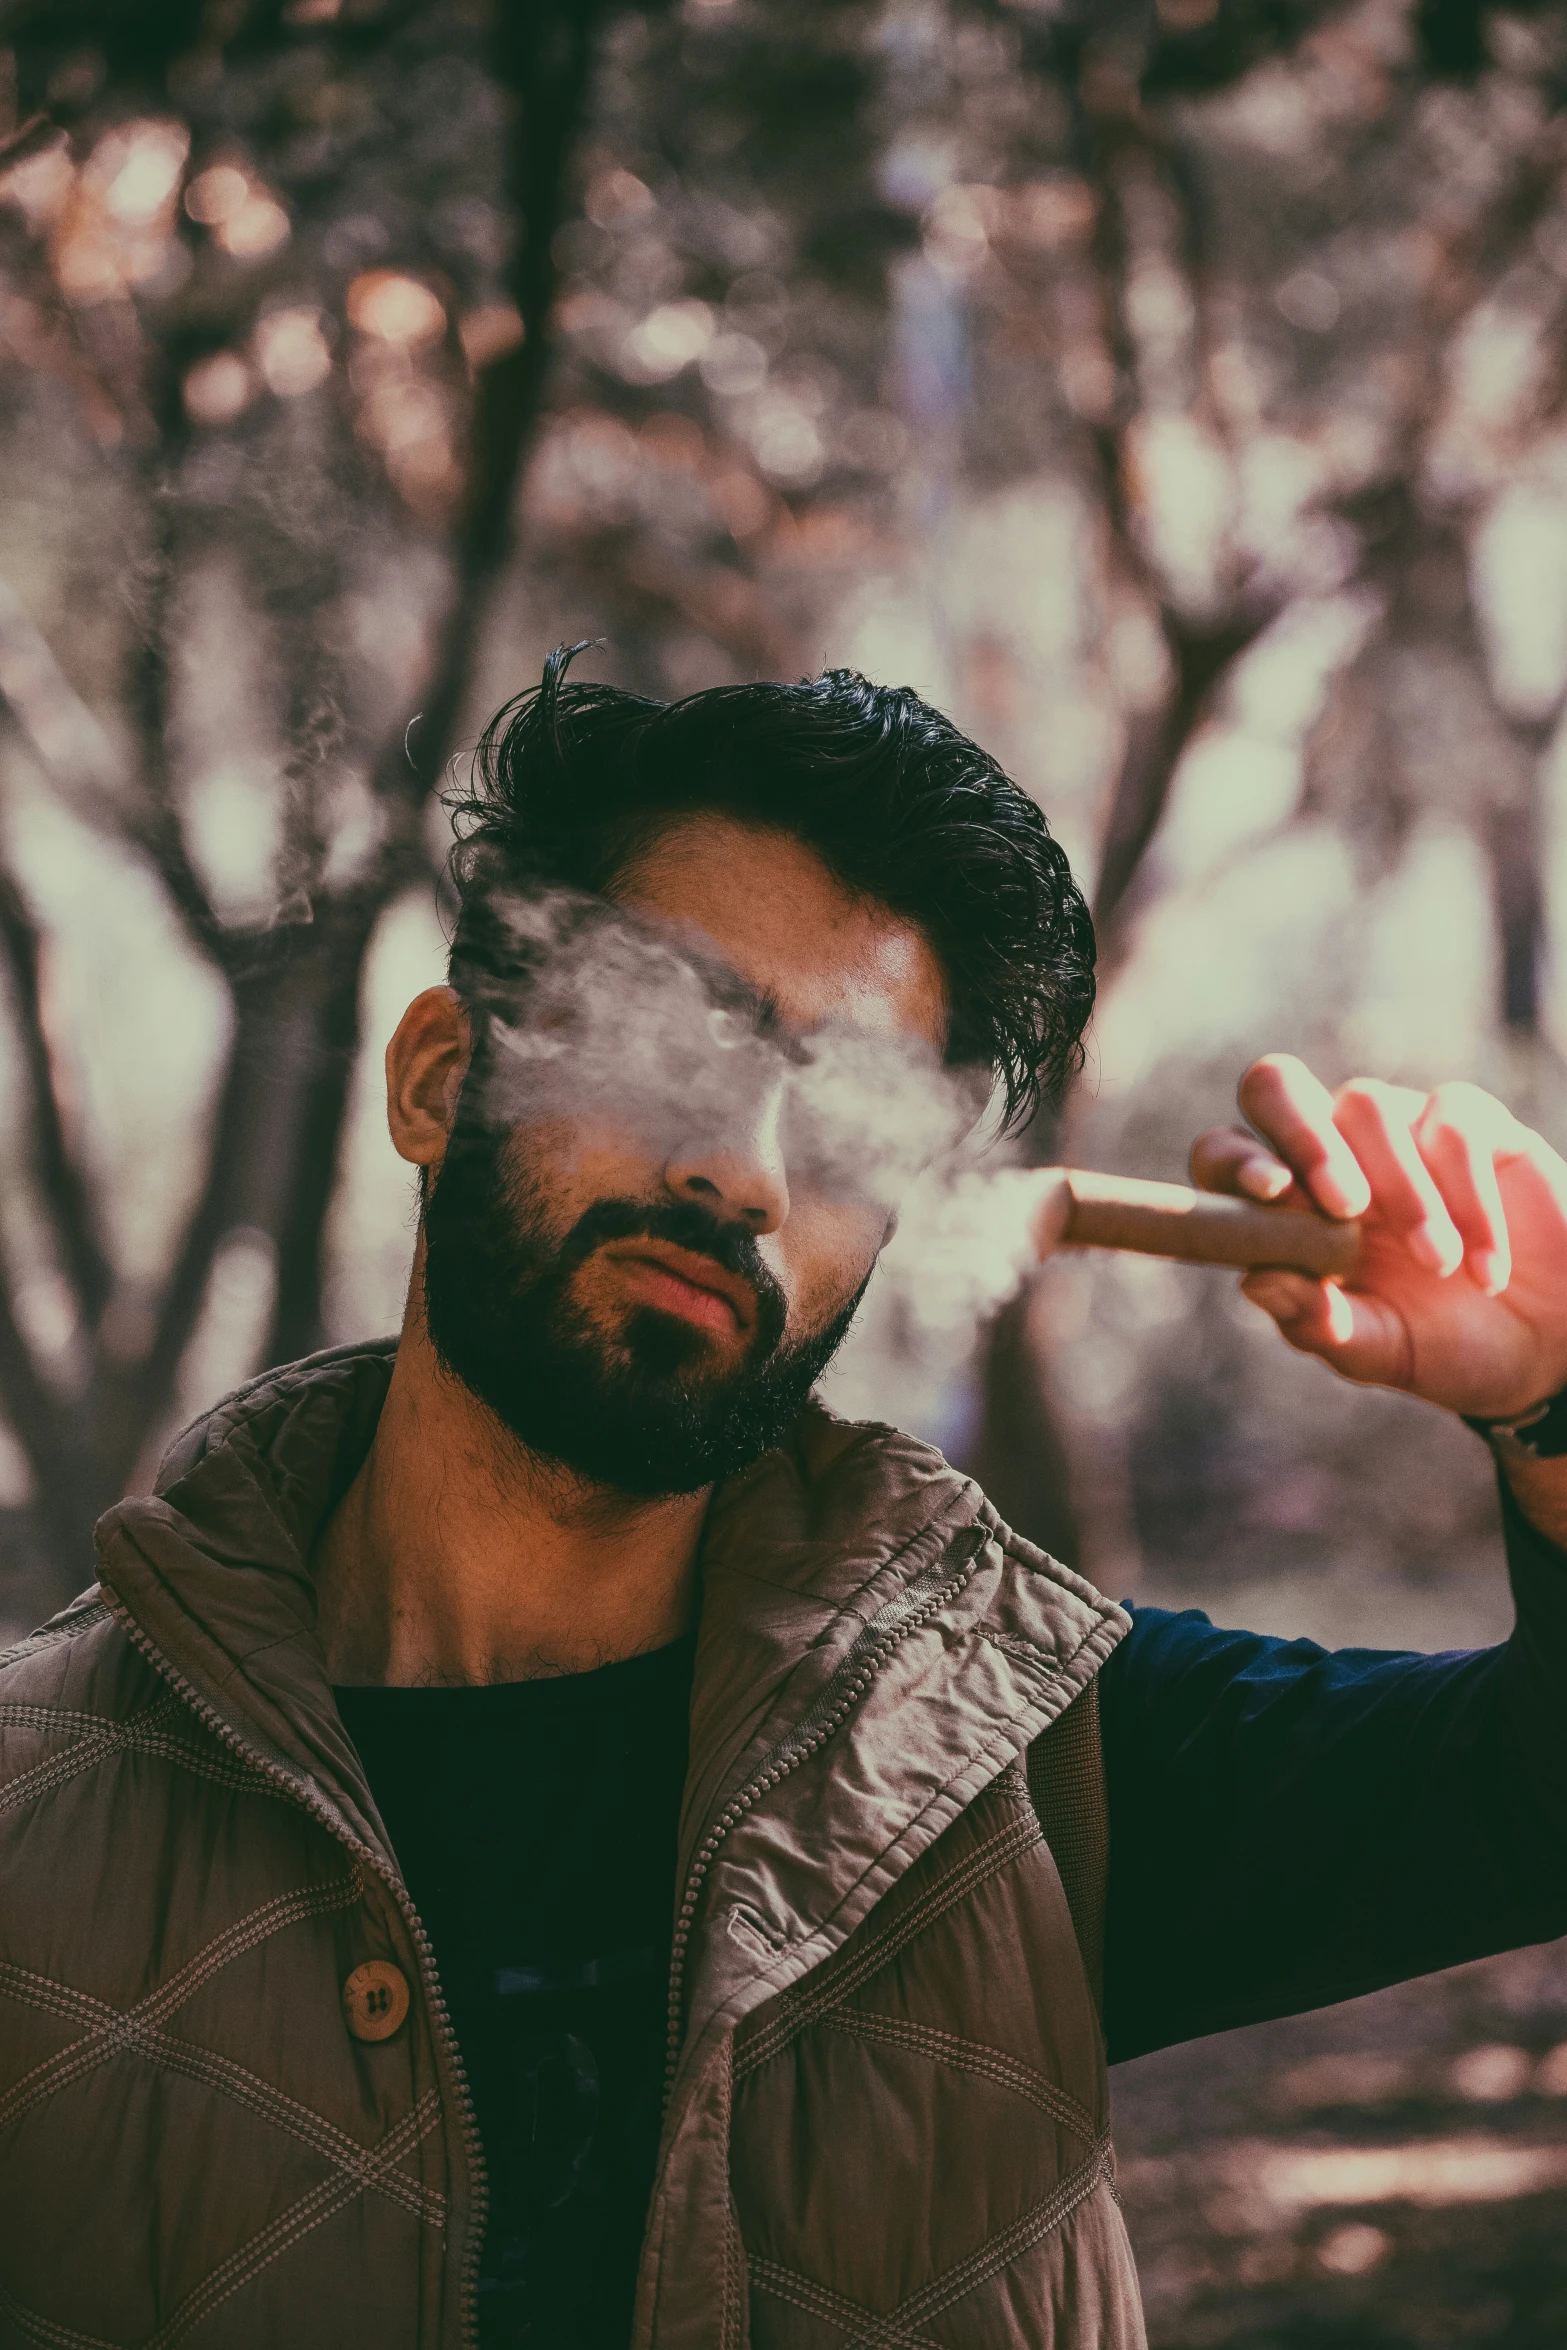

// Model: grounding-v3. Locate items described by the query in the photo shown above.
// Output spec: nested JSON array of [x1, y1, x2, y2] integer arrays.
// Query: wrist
[[1494, 1447, 1567, 1553], [1461, 1382, 1567, 1461], [1464, 1381, 1567, 1550]]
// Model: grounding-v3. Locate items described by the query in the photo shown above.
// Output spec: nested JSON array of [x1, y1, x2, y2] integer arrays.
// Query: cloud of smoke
[[460, 886, 1048, 1336], [877, 1162, 1049, 1336]]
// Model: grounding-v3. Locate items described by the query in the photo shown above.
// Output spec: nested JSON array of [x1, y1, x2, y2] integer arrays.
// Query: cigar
[[1055, 1169, 1362, 1279]]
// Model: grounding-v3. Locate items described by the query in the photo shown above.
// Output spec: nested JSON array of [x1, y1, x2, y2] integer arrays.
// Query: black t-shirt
[[335, 1636, 695, 2350]]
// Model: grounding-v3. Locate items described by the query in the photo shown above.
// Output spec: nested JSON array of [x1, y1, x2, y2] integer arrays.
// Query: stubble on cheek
[[787, 1206, 885, 1342], [499, 1114, 642, 1219]]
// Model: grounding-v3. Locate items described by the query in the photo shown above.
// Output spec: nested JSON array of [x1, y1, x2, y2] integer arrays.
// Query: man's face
[[403, 816, 953, 1495]]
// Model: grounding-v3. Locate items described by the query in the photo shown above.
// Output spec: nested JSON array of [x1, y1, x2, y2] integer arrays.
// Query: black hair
[[445, 644, 1096, 1131]]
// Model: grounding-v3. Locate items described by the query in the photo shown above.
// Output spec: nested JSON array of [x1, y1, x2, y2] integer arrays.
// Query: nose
[[664, 1086, 791, 1236]]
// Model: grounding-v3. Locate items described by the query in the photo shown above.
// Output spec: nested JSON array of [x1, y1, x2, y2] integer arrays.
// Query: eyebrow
[[750, 990, 795, 1043], [614, 905, 885, 1060], [705, 967, 812, 1059]]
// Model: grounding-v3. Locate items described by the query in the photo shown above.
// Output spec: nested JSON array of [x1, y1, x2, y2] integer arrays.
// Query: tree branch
[[0, 858, 113, 1327], [1042, 34, 1282, 962], [263, 895, 384, 1368], [959, 1281, 1083, 1568], [1091, 607, 1275, 946], [92, 941, 313, 1489], [122, 501, 237, 971], [0, 1274, 90, 1575], [0, 576, 229, 969], [244, 2, 613, 1378], [373, 0, 608, 828]]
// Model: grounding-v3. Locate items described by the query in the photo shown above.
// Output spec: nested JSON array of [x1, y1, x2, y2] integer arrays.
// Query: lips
[[603, 1240, 756, 1336]]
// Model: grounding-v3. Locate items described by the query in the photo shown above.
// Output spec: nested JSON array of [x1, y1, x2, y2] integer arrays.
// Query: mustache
[[555, 1195, 789, 1352]]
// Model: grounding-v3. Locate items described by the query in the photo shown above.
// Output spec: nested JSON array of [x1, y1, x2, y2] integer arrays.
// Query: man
[[1, 651, 1564, 2350]]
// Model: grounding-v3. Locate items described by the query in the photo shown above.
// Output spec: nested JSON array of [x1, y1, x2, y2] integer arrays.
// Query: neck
[[313, 1258, 707, 1686]]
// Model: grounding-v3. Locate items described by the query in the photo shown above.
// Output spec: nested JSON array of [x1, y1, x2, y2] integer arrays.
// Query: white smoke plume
[[460, 885, 1052, 1336], [878, 1163, 1052, 1336]]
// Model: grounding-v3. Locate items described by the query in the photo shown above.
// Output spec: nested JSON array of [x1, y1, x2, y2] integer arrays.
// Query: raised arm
[[1099, 1058, 1567, 2062]]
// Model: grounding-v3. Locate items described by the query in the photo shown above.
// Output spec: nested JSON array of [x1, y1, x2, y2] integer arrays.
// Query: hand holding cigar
[[1021, 1052, 1567, 1435]]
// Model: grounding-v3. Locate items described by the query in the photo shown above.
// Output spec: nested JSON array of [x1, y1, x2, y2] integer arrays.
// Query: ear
[[387, 987, 472, 1170]]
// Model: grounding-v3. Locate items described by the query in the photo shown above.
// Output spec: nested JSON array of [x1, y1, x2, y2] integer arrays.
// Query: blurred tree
[[0, 0, 602, 1580], [1, 0, 1566, 1609]]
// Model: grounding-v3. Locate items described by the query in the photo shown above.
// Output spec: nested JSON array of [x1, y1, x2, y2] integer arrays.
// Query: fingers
[[1512, 1121, 1567, 1214], [1241, 1270, 1413, 1387], [1189, 1126, 1295, 1203], [1411, 1083, 1513, 1295], [1236, 1058, 1524, 1290], [1332, 1079, 1464, 1276], [1235, 1055, 1372, 1219]]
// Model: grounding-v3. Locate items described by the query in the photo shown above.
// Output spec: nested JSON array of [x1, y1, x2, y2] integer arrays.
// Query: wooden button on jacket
[[0, 1341, 1136, 2348]]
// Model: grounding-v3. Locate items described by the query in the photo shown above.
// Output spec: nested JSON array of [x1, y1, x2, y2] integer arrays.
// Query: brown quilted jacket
[[0, 1340, 1140, 2348]]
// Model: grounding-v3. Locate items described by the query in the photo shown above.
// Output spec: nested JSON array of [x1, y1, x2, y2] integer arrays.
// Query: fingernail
[[1318, 1174, 1371, 1219], [1240, 1156, 1290, 1201], [1471, 1250, 1510, 1297], [1409, 1224, 1459, 1276]]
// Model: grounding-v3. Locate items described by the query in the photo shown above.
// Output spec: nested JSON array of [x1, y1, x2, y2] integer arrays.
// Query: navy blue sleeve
[[1099, 1477, 1567, 2064]]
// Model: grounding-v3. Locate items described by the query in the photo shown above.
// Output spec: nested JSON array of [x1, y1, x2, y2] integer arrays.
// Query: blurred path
[[1115, 1943, 1567, 2347]]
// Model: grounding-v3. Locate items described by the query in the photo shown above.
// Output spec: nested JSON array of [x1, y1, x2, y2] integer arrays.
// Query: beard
[[421, 1115, 868, 1497]]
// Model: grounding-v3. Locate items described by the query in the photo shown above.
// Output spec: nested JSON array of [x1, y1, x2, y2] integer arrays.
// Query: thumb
[[1240, 1272, 1413, 1387]]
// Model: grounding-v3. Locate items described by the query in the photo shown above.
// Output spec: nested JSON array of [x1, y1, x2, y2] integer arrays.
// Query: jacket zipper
[[662, 1524, 988, 2097], [103, 1590, 487, 2350]]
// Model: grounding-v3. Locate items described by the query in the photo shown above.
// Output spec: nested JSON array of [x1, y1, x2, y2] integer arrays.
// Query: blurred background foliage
[[3, 0, 1567, 2334]]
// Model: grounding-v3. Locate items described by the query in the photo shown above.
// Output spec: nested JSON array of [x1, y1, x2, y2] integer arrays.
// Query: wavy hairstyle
[[445, 644, 1096, 1131]]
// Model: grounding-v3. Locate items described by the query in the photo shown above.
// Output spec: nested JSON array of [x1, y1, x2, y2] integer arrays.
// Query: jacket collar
[[667, 1408, 1127, 2098], [93, 1341, 400, 1860]]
